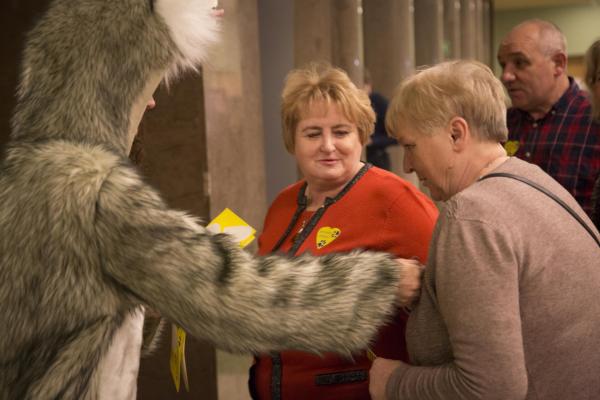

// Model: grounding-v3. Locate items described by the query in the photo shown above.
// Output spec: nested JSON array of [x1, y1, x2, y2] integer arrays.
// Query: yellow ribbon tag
[[170, 325, 188, 392], [170, 208, 256, 392], [366, 347, 377, 362], [504, 140, 519, 157], [316, 227, 341, 249]]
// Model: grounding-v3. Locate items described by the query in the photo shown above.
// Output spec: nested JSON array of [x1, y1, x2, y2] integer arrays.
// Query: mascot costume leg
[[0, 0, 407, 398]]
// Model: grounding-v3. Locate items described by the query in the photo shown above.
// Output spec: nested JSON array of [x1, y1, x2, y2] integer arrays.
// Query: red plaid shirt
[[506, 78, 600, 217]]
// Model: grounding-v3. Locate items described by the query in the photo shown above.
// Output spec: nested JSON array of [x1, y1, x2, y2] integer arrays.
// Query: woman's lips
[[318, 159, 339, 166]]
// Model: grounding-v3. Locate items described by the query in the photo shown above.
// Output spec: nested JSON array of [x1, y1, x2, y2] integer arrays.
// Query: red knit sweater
[[250, 166, 438, 400]]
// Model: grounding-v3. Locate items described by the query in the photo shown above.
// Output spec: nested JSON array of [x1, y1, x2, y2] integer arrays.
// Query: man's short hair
[[517, 19, 567, 57], [386, 60, 508, 142]]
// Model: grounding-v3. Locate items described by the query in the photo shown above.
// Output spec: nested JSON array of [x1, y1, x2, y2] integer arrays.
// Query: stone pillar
[[294, 0, 363, 86], [203, 0, 267, 228], [363, 0, 415, 98], [414, 0, 445, 67], [294, 0, 332, 64], [363, 0, 418, 185], [482, 0, 493, 66], [474, 0, 485, 62], [460, 0, 477, 60], [444, 0, 462, 59], [332, 0, 364, 85], [202, 1, 267, 399], [259, 0, 296, 204]]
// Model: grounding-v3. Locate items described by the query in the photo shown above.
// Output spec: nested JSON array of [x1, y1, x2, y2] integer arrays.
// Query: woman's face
[[593, 80, 600, 108], [293, 102, 363, 188], [396, 121, 456, 201]]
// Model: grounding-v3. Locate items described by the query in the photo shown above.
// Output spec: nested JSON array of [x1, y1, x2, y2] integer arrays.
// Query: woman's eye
[[404, 144, 415, 151], [334, 130, 350, 136], [306, 132, 321, 138]]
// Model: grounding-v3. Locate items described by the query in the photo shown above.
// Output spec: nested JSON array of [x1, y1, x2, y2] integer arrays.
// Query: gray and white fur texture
[[0, 0, 401, 398]]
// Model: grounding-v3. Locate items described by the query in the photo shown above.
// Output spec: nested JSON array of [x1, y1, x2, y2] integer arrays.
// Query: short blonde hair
[[585, 39, 600, 120], [386, 60, 508, 142], [281, 63, 375, 153]]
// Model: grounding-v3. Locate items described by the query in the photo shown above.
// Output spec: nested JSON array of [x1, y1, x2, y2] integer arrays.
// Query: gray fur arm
[[95, 166, 400, 355]]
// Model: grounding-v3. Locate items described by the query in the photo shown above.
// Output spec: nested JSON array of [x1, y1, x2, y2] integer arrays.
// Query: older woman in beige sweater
[[369, 60, 600, 400]]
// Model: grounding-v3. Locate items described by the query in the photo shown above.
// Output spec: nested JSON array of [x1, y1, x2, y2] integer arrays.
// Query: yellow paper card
[[170, 209, 256, 391], [206, 208, 256, 249]]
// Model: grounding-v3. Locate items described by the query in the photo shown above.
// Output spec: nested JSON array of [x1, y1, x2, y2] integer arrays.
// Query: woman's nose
[[146, 96, 156, 110], [320, 133, 335, 152]]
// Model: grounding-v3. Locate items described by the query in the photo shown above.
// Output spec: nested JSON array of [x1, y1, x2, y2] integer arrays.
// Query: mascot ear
[[155, 0, 221, 79]]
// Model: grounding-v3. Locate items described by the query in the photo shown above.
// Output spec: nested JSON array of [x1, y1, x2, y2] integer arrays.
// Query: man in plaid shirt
[[498, 19, 600, 219]]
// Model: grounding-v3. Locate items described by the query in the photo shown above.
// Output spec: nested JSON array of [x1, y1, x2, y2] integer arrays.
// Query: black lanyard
[[270, 163, 372, 255]]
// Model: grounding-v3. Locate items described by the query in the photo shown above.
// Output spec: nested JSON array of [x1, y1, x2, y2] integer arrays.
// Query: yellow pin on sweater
[[316, 227, 341, 249]]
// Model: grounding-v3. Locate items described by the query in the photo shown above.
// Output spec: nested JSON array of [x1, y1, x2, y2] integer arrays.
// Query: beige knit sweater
[[387, 157, 600, 400]]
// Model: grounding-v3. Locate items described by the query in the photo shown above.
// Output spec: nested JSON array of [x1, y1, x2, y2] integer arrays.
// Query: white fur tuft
[[155, 0, 220, 79]]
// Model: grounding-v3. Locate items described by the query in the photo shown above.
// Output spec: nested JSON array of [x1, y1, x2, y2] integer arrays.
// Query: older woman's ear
[[449, 116, 470, 152]]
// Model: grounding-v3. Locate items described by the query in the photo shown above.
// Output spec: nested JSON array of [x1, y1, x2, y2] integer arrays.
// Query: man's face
[[497, 26, 559, 115]]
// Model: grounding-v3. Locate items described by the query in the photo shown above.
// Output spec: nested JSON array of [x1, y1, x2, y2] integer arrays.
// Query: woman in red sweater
[[249, 64, 438, 400]]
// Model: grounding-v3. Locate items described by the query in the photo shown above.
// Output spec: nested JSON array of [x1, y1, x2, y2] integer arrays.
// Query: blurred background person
[[585, 39, 600, 120], [369, 60, 600, 400], [364, 69, 398, 171], [249, 64, 438, 400], [585, 38, 600, 229]]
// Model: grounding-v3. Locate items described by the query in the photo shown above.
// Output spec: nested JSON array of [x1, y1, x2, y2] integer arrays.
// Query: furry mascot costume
[[0, 0, 406, 398]]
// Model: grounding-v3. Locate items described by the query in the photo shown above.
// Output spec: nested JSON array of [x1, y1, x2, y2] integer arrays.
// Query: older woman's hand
[[396, 258, 425, 307], [369, 357, 403, 400]]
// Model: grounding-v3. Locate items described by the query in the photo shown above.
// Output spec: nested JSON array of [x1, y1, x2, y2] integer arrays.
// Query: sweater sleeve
[[386, 217, 528, 400], [94, 165, 401, 356], [379, 185, 438, 262]]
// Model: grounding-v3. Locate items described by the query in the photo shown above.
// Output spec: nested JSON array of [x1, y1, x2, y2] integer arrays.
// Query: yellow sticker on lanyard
[[504, 140, 519, 157]]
